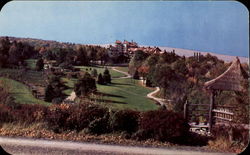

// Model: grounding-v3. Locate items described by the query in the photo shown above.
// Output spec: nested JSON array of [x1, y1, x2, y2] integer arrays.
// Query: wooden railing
[[212, 106, 234, 123], [184, 101, 236, 132]]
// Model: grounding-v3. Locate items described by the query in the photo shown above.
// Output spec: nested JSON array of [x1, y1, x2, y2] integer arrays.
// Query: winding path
[[111, 67, 132, 79], [65, 67, 166, 105], [111, 67, 166, 106], [146, 87, 166, 106]]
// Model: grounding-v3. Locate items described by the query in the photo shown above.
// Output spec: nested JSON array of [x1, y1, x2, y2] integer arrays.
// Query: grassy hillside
[[95, 78, 158, 111], [74, 66, 126, 78], [24, 59, 37, 70], [63, 66, 158, 111], [0, 77, 50, 106]]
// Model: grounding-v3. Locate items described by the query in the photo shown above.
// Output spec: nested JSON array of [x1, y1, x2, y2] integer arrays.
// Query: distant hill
[[0, 36, 80, 49], [98, 43, 249, 63], [1, 36, 248, 63], [157, 46, 249, 63]]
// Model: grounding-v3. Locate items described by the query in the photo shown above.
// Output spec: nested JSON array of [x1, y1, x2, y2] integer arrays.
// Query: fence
[[184, 101, 236, 132]]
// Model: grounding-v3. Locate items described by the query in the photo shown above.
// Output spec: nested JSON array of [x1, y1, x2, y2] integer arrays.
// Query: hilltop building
[[108, 40, 138, 58], [108, 40, 164, 59]]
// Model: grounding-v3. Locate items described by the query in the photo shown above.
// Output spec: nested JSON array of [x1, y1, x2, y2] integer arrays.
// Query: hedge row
[[0, 102, 190, 143]]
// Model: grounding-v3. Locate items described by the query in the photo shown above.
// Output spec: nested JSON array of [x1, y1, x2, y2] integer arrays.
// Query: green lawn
[[0, 77, 50, 106], [74, 66, 126, 78], [115, 66, 129, 73], [61, 77, 77, 96], [94, 78, 158, 111], [0, 68, 46, 86], [62, 66, 158, 111], [25, 59, 37, 70]]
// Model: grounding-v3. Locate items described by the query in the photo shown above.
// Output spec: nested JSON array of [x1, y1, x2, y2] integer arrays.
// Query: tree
[[133, 70, 140, 79], [74, 72, 96, 97], [129, 50, 149, 75], [75, 47, 89, 66], [91, 69, 98, 78], [8, 42, 22, 65], [138, 66, 149, 83], [45, 75, 66, 102], [97, 73, 104, 85], [103, 68, 111, 84], [153, 64, 177, 97], [35, 58, 44, 71], [0, 37, 10, 67]]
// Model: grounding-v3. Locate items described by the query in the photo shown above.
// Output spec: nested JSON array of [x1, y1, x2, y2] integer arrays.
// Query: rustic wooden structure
[[204, 57, 248, 132]]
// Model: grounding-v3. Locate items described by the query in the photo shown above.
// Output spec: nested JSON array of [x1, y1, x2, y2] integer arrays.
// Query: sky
[[0, 1, 248, 57]]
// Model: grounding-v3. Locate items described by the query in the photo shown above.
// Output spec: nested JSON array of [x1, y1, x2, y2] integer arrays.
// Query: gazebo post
[[208, 90, 215, 132]]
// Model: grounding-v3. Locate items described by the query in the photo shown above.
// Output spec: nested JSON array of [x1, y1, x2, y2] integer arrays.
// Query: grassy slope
[[74, 66, 125, 78], [115, 66, 129, 73], [0, 77, 50, 105], [0, 68, 46, 86], [63, 66, 158, 111], [95, 78, 158, 111], [25, 59, 37, 70]]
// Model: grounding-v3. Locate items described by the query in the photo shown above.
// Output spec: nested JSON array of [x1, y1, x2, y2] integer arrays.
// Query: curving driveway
[[146, 87, 166, 106]]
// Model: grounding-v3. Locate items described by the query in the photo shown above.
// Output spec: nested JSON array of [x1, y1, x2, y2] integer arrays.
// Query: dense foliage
[[135, 109, 190, 142], [129, 50, 249, 124], [74, 72, 96, 97]]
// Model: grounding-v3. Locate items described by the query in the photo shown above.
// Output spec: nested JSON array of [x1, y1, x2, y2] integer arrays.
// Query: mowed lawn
[[74, 66, 126, 78], [63, 66, 158, 111], [24, 59, 37, 70], [95, 78, 158, 111], [114, 66, 129, 73], [0, 77, 50, 106], [0, 68, 46, 86]]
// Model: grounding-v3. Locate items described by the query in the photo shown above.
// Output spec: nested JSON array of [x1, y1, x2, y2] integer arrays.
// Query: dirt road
[[0, 137, 233, 155]]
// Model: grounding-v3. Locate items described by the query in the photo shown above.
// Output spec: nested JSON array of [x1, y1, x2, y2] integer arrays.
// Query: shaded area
[[95, 92, 125, 98], [111, 82, 132, 86], [90, 98, 127, 104]]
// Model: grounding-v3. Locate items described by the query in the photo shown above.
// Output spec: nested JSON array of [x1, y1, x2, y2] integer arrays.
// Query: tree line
[[129, 50, 249, 123]]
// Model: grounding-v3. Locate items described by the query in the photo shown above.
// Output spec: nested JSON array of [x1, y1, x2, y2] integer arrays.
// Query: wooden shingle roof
[[204, 57, 248, 92]]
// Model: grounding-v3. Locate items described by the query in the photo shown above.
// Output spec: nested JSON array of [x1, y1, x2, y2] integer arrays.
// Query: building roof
[[115, 40, 122, 44], [204, 57, 248, 92]]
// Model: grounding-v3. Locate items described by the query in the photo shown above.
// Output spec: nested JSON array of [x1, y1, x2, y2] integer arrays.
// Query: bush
[[137, 109, 190, 142], [133, 70, 140, 80], [88, 115, 110, 135], [65, 103, 108, 131], [45, 105, 70, 133], [109, 110, 140, 134], [0, 104, 13, 123], [52, 97, 63, 104], [211, 124, 249, 145]]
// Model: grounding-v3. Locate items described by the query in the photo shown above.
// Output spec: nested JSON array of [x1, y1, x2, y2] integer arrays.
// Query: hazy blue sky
[[0, 1, 248, 57]]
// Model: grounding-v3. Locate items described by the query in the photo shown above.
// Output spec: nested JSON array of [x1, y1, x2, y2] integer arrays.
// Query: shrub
[[109, 110, 140, 134], [137, 109, 190, 142], [0, 104, 13, 123], [133, 70, 140, 79], [97, 73, 104, 85], [88, 114, 110, 135], [10, 104, 46, 124], [65, 103, 108, 131], [74, 72, 96, 97], [45, 105, 70, 133], [211, 124, 249, 145]]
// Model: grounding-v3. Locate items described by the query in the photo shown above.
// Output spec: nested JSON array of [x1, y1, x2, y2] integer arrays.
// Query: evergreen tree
[[133, 70, 140, 79], [97, 73, 104, 85], [35, 58, 44, 71], [91, 69, 98, 78], [44, 75, 65, 102], [74, 72, 96, 97], [103, 68, 111, 84]]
